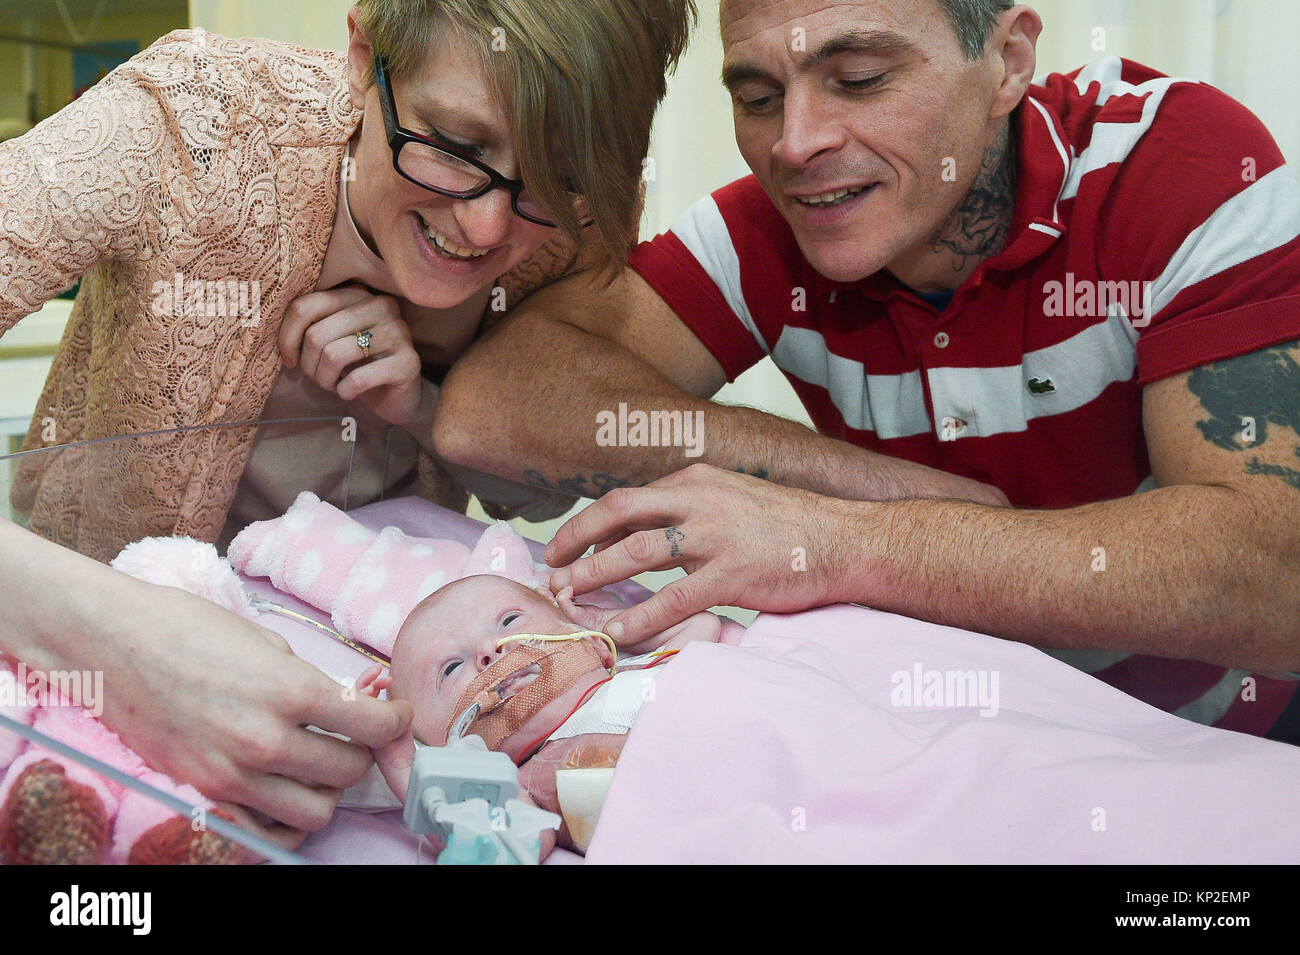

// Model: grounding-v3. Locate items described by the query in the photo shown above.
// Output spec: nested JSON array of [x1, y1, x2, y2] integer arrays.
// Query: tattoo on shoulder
[[734, 467, 770, 480], [522, 469, 649, 499], [1188, 339, 1300, 491]]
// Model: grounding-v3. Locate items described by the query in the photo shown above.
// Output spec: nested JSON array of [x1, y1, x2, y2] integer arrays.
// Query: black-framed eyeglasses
[[374, 54, 580, 229]]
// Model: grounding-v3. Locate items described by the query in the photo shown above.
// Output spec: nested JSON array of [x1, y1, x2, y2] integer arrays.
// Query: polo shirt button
[[940, 416, 968, 441], [934, 332, 950, 349]]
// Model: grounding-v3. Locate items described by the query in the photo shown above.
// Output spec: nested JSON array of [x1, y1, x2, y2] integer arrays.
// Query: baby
[[364, 574, 745, 856]]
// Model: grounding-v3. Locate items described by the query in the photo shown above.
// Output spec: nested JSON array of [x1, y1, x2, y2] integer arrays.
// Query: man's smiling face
[[721, 0, 1007, 285]]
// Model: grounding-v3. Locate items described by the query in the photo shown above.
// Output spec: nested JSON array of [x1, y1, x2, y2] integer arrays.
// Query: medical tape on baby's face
[[443, 631, 614, 749]]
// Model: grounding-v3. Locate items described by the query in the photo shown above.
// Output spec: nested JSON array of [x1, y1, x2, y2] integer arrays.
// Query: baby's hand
[[356, 665, 392, 699], [510, 790, 558, 863], [554, 585, 620, 633], [557, 585, 744, 654], [373, 728, 415, 804]]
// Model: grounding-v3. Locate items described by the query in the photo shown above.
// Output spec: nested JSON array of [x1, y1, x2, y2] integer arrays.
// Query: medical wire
[[495, 629, 620, 676], [497, 826, 538, 865], [247, 594, 391, 668], [513, 648, 679, 763], [450, 631, 620, 743]]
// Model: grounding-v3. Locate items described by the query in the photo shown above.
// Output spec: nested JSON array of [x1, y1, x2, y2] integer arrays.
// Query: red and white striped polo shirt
[[628, 57, 1300, 737]]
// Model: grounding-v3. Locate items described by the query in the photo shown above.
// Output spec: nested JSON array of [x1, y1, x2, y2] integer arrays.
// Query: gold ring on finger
[[354, 328, 374, 359]]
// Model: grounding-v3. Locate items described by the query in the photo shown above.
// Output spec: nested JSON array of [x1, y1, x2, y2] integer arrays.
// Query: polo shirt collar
[[811, 86, 1073, 301], [990, 88, 1072, 270]]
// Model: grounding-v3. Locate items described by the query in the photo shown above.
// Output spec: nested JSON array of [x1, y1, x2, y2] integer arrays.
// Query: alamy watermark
[[595, 403, 705, 458], [50, 885, 150, 935], [1042, 273, 1153, 328], [890, 662, 1000, 718], [151, 271, 262, 327], [1, 662, 104, 717]]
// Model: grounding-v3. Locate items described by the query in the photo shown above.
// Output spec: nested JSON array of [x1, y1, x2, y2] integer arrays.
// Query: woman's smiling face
[[346, 13, 555, 309]]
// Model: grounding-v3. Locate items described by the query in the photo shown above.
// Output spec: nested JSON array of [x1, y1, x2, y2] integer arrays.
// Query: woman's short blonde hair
[[356, 0, 696, 274]]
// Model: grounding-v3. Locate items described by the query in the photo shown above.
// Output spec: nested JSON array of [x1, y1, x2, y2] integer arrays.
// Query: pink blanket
[[585, 605, 1300, 864], [234, 498, 1299, 864]]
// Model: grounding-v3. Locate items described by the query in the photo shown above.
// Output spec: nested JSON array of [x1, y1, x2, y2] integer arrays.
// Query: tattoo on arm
[[523, 465, 770, 498], [522, 469, 649, 499], [1188, 339, 1300, 491]]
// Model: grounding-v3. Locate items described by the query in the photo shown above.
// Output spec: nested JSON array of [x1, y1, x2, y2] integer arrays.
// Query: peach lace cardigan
[[0, 31, 583, 562]]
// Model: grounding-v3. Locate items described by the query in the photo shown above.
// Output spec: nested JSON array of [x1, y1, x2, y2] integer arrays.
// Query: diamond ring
[[355, 328, 374, 359]]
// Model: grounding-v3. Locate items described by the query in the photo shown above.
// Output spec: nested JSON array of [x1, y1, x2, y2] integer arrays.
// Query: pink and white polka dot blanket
[[227, 491, 552, 657]]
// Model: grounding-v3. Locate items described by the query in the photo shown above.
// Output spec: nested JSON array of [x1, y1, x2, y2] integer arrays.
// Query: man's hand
[[278, 285, 430, 429], [544, 464, 853, 645]]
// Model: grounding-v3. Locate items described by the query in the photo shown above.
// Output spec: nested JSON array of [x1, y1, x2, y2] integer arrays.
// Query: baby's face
[[389, 575, 614, 761]]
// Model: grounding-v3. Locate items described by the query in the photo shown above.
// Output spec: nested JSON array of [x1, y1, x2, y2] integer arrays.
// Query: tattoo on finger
[[665, 526, 685, 558]]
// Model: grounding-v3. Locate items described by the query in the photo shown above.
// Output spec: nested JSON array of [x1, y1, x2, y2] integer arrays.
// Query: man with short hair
[[435, 0, 1300, 740]]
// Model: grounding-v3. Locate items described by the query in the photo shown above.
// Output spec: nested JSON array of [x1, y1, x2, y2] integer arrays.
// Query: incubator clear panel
[[0, 416, 421, 865], [0, 709, 306, 865], [0, 415, 416, 553]]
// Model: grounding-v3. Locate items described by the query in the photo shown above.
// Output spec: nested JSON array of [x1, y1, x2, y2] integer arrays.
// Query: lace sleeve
[[0, 68, 166, 332], [485, 230, 591, 333]]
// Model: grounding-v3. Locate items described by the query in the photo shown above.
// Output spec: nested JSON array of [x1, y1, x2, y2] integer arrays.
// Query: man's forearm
[[837, 485, 1300, 672], [437, 312, 974, 502], [402, 378, 441, 458], [402, 378, 570, 515]]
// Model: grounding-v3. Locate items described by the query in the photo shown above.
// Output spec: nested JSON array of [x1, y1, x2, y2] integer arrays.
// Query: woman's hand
[[278, 285, 432, 429], [1, 519, 410, 841], [97, 579, 413, 836]]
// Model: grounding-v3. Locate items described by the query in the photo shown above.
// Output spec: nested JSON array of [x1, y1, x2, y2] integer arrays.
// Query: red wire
[[514, 652, 678, 764], [515, 677, 608, 764]]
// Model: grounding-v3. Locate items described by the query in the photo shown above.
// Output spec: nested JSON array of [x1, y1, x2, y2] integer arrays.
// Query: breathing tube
[[443, 630, 617, 748]]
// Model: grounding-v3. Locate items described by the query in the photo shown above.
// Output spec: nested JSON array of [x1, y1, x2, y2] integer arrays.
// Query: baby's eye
[[441, 660, 463, 681], [500, 611, 523, 628]]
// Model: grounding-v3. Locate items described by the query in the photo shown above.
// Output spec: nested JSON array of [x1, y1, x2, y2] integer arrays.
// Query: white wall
[[1029, 0, 1300, 167], [643, 0, 809, 426], [188, 0, 352, 50], [641, 0, 750, 237]]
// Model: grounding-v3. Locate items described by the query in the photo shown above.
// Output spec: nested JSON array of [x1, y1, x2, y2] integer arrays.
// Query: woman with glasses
[[0, 0, 694, 855]]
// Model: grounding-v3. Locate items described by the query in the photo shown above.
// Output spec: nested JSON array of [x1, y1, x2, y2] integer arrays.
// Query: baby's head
[[388, 575, 616, 762]]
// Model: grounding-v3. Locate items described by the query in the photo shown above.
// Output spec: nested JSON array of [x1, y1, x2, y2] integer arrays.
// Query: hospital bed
[[3, 423, 1299, 864]]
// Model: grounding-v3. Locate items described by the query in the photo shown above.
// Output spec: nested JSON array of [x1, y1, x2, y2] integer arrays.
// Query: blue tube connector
[[404, 736, 560, 864]]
